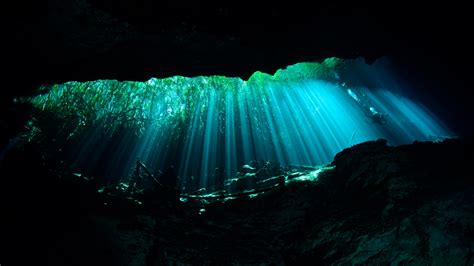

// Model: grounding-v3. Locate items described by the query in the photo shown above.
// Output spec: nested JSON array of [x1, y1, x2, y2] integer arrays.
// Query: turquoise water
[[26, 58, 452, 190]]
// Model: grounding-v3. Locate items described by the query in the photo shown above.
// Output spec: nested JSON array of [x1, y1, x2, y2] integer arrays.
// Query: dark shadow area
[[0, 137, 473, 265]]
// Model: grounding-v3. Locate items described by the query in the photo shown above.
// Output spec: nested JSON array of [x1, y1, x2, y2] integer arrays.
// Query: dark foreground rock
[[1, 138, 473, 265]]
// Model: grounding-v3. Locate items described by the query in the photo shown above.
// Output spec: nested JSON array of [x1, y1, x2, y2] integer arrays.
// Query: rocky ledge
[[1, 138, 473, 265]]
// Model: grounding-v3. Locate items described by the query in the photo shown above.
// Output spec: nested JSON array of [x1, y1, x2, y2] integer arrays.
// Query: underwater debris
[[241, 164, 256, 172], [96, 160, 181, 208], [178, 162, 333, 205], [224, 160, 283, 192], [93, 157, 334, 206]]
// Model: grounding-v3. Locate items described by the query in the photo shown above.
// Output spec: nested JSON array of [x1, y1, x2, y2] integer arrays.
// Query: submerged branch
[[180, 181, 284, 200], [135, 160, 164, 188]]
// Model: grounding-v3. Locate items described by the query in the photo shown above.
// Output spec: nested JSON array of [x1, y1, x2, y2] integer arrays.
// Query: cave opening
[[17, 57, 452, 197]]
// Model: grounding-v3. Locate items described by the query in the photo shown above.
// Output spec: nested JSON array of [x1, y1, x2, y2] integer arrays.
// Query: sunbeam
[[24, 58, 452, 192]]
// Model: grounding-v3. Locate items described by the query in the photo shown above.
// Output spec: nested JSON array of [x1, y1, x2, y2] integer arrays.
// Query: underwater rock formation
[[15, 58, 452, 193], [1, 138, 472, 265]]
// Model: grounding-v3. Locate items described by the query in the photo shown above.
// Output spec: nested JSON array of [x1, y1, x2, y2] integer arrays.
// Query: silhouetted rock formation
[[1, 138, 473, 265]]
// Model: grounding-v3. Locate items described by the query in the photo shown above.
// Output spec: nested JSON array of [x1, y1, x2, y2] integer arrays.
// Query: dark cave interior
[[1, 1, 474, 265]]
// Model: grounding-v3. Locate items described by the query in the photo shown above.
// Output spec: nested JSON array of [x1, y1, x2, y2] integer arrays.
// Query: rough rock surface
[[2, 1, 473, 155], [1, 138, 473, 265]]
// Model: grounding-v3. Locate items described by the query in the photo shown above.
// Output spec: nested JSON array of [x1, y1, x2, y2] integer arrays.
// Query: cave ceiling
[[3, 1, 473, 134]]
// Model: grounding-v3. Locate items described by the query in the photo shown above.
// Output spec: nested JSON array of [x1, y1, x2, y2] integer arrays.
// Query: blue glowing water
[[28, 59, 453, 191], [116, 77, 450, 189]]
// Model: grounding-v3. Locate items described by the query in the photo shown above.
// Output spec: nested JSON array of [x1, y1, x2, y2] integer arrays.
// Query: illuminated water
[[26, 58, 452, 191]]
